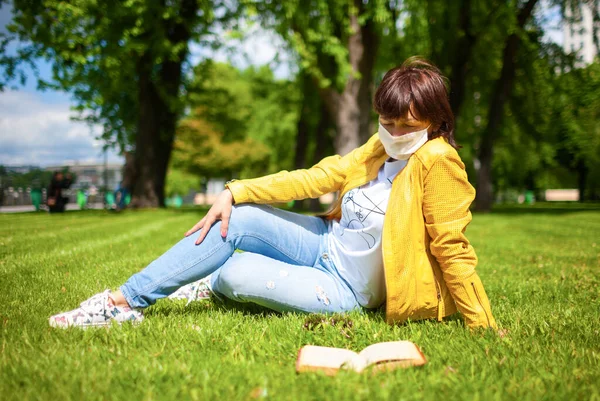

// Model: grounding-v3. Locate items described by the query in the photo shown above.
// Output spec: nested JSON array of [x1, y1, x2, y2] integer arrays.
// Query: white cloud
[[0, 24, 293, 169], [189, 23, 294, 79], [0, 90, 123, 166]]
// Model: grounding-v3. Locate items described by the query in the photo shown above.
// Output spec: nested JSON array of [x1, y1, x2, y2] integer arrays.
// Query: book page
[[358, 341, 426, 370], [296, 345, 366, 374]]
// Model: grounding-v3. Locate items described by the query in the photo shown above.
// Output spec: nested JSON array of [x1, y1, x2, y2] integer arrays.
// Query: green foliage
[[247, 0, 395, 91], [493, 22, 600, 198], [171, 109, 271, 180], [0, 167, 58, 190], [174, 61, 300, 178], [391, 1, 599, 199], [2, 0, 599, 199], [242, 66, 302, 172], [165, 167, 200, 198], [555, 63, 600, 165], [0, 0, 227, 151], [1, 207, 599, 400], [495, 30, 565, 193], [552, 61, 600, 197], [187, 61, 255, 144]]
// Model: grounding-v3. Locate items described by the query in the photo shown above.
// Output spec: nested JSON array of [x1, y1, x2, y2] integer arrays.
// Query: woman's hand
[[185, 189, 234, 245]]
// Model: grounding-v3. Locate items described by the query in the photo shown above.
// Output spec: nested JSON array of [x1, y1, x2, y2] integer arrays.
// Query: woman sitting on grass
[[50, 57, 497, 330]]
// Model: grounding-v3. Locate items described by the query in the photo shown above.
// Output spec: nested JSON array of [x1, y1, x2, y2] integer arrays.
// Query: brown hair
[[373, 57, 458, 149]]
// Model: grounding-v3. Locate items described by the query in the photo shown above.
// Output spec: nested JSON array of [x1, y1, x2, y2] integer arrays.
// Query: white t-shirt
[[327, 158, 407, 307]]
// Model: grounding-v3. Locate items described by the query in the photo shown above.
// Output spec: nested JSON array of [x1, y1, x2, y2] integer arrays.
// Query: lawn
[[1, 205, 599, 401]]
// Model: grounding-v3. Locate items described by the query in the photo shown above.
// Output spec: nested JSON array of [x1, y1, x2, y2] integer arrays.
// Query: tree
[[249, 0, 395, 155], [291, 70, 336, 211], [165, 166, 200, 198], [552, 62, 600, 200], [171, 109, 270, 180], [0, 166, 55, 190], [421, 0, 511, 121], [180, 61, 300, 178], [0, 0, 234, 207], [473, 0, 540, 211]]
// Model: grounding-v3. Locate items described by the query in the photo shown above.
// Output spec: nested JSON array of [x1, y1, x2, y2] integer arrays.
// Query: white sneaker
[[49, 290, 144, 328], [168, 276, 213, 305]]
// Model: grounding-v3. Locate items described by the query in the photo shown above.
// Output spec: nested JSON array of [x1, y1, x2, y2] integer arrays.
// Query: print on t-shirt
[[340, 188, 387, 249]]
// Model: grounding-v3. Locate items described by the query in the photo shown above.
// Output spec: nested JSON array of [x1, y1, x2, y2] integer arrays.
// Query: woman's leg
[[211, 252, 360, 314], [119, 204, 329, 309]]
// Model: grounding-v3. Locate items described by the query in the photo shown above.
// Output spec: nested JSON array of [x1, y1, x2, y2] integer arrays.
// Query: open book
[[296, 341, 426, 375]]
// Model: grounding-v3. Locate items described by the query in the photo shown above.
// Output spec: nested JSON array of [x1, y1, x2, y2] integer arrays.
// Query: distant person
[[47, 171, 72, 213], [115, 151, 136, 210], [76, 189, 87, 210], [113, 182, 128, 211], [49, 58, 497, 332]]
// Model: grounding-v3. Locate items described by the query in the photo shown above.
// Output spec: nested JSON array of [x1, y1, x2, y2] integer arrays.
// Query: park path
[[0, 203, 104, 213]]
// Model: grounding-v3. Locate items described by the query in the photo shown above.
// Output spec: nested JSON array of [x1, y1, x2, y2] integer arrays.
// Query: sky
[[0, 3, 290, 168], [0, 1, 563, 168], [0, 2, 123, 167]]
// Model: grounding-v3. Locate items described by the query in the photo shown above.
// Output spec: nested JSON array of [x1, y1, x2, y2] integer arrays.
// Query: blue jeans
[[120, 204, 360, 313]]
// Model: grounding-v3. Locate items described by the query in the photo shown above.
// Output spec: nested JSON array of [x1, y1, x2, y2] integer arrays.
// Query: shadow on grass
[[150, 296, 370, 320], [146, 296, 465, 328], [146, 296, 284, 319]]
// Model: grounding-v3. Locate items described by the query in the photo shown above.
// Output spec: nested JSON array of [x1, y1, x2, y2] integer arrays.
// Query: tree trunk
[[448, 0, 475, 119], [428, 0, 503, 120], [309, 103, 334, 212], [293, 73, 335, 212], [129, 58, 177, 208], [293, 79, 311, 172], [475, 0, 538, 211], [321, 0, 379, 156], [577, 160, 588, 202], [292, 73, 312, 211], [128, 0, 197, 208], [426, 0, 452, 71]]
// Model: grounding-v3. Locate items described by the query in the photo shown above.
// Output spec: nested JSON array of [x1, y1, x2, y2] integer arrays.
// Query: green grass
[[1, 206, 599, 401]]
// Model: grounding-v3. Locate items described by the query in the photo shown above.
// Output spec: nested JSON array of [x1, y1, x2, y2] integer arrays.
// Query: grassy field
[[1, 205, 599, 401]]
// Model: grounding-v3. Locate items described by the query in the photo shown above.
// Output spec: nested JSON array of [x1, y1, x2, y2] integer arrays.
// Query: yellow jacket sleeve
[[225, 144, 364, 205], [422, 152, 497, 329]]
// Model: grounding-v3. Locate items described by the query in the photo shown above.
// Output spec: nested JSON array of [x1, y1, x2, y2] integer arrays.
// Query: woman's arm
[[186, 148, 357, 245], [189, 134, 377, 245], [226, 140, 368, 205], [422, 151, 497, 329]]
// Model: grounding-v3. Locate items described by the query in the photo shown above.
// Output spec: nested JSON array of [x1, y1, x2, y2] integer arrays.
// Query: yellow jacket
[[226, 134, 497, 329]]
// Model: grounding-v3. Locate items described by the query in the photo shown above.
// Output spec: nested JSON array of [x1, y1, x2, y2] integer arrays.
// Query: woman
[[49, 57, 497, 330]]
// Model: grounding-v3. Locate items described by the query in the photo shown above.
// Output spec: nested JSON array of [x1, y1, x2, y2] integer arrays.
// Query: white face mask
[[378, 122, 430, 160]]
